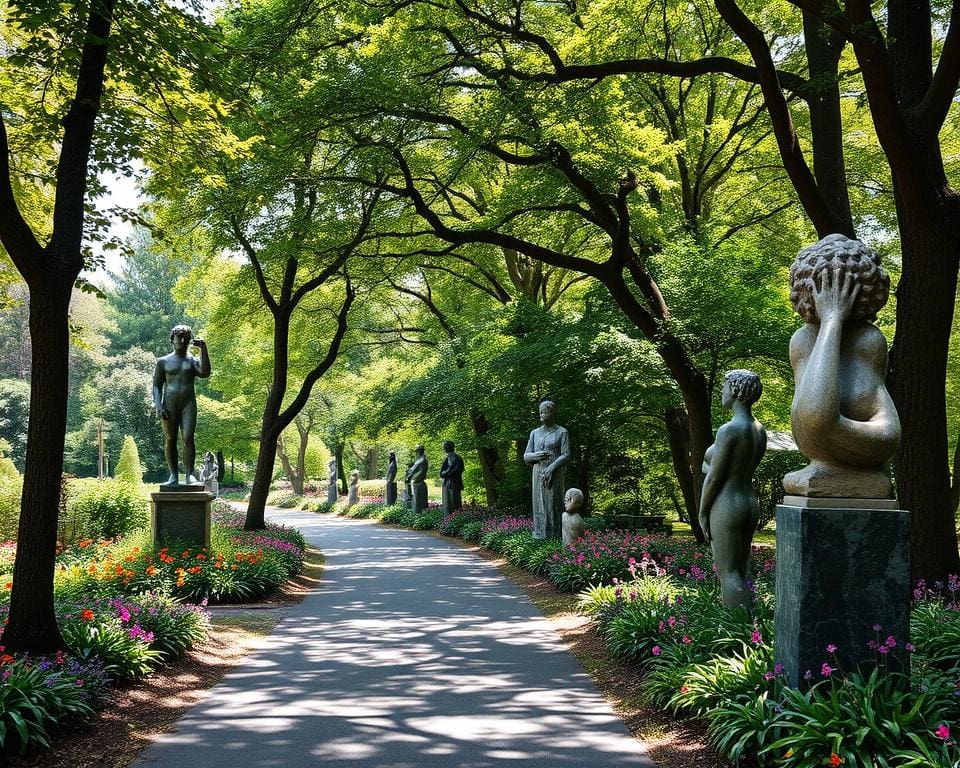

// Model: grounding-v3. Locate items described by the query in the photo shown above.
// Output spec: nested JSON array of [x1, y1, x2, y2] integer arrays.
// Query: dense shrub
[[65, 478, 148, 540], [266, 490, 303, 508], [0, 654, 106, 756], [114, 435, 144, 484]]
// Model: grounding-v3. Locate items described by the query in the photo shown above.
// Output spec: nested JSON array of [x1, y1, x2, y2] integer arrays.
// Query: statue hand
[[813, 266, 859, 326], [157, 407, 169, 421], [541, 470, 553, 488], [191, 338, 206, 348]]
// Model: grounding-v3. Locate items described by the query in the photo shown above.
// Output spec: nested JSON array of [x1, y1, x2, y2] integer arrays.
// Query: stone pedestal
[[775, 504, 910, 688], [151, 486, 212, 549], [385, 482, 397, 506]]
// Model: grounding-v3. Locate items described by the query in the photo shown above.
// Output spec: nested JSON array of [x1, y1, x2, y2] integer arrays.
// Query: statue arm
[[544, 428, 571, 474], [523, 430, 539, 464], [196, 342, 211, 378], [152, 359, 166, 417]]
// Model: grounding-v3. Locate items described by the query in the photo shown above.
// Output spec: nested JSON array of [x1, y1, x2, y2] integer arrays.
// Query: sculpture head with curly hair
[[789, 234, 890, 325], [723, 369, 762, 407]]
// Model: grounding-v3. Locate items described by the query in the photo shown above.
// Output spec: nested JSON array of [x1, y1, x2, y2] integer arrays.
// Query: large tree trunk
[[246, 406, 282, 529], [888, 213, 960, 582], [366, 445, 379, 480], [277, 433, 304, 496], [664, 405, 698, 525], [5, 285, 73, 652], [951, 433, 960, 515], [470, 409, 503, 506]]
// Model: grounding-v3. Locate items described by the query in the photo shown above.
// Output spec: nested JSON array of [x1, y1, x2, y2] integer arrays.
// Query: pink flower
[[826, 643, 837, 653], [935, 723, 950, 741], [751, 630, 762, 645], [651, 646, 662, 656], [821, 663, 833, 677], [682, 635, 691, 645], [885, 635, 897, 648]]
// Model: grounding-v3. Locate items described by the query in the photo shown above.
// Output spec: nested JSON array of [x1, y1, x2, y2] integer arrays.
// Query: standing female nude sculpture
[[699, 370, 766, 610], [524, 400, 570, 540]]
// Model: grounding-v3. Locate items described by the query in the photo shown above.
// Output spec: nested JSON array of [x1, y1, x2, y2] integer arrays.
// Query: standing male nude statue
[[152, 324, 211, 486]]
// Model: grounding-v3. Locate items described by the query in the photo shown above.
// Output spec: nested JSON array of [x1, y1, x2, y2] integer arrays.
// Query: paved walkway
[[132, 509, 655, 767]]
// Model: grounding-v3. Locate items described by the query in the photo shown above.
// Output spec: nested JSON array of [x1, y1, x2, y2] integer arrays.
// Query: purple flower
[[826, 643, 837, 654], [821, 663, 833, 677]]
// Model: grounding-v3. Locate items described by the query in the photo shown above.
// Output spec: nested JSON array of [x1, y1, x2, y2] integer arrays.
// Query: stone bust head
[[170, 323, 193, 344], [564, 487, 584, 513], [443, 440, 455, 453], [789, 234, 890, 325]]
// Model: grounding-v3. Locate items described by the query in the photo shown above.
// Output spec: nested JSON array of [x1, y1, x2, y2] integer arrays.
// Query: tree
[[0, 379, 29, 471], [114, 435, 143, 484], [430, 0, 960, 579], [0, 0, 223, 651]]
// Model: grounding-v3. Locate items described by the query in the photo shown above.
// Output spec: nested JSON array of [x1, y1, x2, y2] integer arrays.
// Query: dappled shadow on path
[[132, 512, 654, 768]]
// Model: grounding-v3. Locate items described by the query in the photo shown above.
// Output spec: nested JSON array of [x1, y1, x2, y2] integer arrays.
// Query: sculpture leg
[[181, 400, 198, 483], [160, 414, 179, 485]]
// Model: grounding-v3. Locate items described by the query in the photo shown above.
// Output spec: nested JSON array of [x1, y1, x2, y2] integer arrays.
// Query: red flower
[[829, 753, 843, 766], [80, 609, 94, 622], [935, 723, 951, 741]]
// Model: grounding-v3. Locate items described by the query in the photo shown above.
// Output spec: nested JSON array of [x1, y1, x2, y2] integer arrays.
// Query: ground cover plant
[[336, 500, 960, 766], [0, 499, 305, 757]]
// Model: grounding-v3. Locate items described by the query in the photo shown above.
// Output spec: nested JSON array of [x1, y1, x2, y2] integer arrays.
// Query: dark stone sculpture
[[152, 324, 210, 486], [523, 400, 570, 540], [385, 452, 398, 505], [327, 458, 338, 504], [439, 441, 464, 515], [699, 370, 767, 610], [405, 445, 429, 513]]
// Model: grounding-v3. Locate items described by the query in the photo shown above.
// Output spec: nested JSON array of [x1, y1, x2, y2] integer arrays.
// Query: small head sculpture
[[443, 440, 455, 453], [349, 469, 360, 483], [328, 457, 336, 468], [170, 323, 193, 344], [389, 451, 396, 462], [789, 234, 889, 324], [414, 444, 425, 456], [723, 369, 762, 407], [538, 400, 556, 423], [564, 487, 584, 513]]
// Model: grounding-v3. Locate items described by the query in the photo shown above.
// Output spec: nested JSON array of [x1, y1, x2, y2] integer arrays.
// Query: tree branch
[[0, 116, 44, 280], [920, 0, 960, 130], [230, 217, 279, 315]]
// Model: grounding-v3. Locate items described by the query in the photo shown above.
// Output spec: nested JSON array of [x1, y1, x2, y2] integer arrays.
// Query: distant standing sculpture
[[562, 488, 586, 546], [200, 451, 219, 496], [327, 458, 338, 504], [405, 445, 429, 513], [439, 441, 464, 515], [783, 235, 901, 498], [153, 325, 211, 486], [347, 469, 360, 507], [385, 452, 398, 505], [524, 400, 570, 540], [700, 370, 767, 610]]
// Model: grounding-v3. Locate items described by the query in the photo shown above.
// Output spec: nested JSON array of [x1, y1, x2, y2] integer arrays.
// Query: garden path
[[130, 508, 656, 768]]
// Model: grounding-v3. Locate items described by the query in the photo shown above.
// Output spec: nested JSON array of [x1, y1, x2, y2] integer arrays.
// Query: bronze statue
[[405, 445, 429, 512], [439, 440, 464, 515], [152, 324, 211, 486], [699, 370, 767, 610]]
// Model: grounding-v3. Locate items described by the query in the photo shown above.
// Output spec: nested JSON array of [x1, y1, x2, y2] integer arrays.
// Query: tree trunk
[[950, 433, 960, 515], [888, 213, 960, 582], [664, 405, 698, 525], [4, 285, 73, 652], [277, 434, 304, 496], [367, 445, 379, 480], [245, 411, 282, 529], [470, 409, 503, 506], [216, 449, 225, 483]]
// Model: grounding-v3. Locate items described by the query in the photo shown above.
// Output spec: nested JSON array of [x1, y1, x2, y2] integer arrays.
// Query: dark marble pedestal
[[151, 485, 212, 548], [775, 504, 911, 688]]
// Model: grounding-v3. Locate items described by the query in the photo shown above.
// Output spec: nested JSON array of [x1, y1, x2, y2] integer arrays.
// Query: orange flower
[[80, 609, 94, 622], [146, 566, 156, 577], [3, 582, 11, 590], [78, 539, 92, 548], [829, 754, 843, 766], [0, 654, 13, 664], [196, 553, 206, 561]]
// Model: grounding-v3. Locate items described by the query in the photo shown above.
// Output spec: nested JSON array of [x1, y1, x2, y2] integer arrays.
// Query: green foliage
[[64, 479, 149, 541], [266, 490, 303, 508], [410, 508, 443, 530], [0, 657, 97, 756], [114, 435, 143, 485], [0, 379, 29, 472], [59, 608, 163, 681], [0, 474, 22, 543], [760, 669, 954, 766], [753, 451, 808, 531]]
